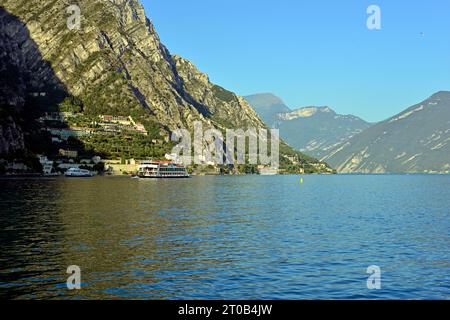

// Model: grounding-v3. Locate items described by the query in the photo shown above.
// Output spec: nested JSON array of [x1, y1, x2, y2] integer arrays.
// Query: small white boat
[[65, 168, 94, 177]]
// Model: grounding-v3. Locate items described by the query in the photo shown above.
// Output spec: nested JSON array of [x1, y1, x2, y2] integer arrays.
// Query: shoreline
[[1, 172, 450, 179]]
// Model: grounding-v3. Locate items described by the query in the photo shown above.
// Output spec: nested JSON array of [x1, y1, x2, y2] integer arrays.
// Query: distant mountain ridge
[[245, 94, 372, 159], [323, 91, 450, 173], [277, 106, 372, 159]]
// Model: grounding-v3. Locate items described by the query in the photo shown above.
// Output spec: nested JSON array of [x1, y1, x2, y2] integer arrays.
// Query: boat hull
[[137, 175, 190, 179], [137, 161, 190, 179], [65, 174, 94, 177]]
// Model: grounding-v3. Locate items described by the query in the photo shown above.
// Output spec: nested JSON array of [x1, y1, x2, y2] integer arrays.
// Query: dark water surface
[[0, 175, 449, 299]]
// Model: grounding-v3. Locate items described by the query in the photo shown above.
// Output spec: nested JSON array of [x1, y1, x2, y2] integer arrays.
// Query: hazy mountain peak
[[244, 93, 289, 110], [244, 93, 291, 127], [319, 106, 333, 113]]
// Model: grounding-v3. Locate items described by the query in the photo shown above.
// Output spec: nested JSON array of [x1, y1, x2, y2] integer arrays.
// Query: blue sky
[[142, 0, 450, 122]]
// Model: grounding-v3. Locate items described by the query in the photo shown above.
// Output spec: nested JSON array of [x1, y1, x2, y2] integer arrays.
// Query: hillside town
[[1, 111, 331, 177]]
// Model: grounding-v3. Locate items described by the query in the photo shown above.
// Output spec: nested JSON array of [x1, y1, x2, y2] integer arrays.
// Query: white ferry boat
[[137, 161, 190, 179], [65, 168, 94, 177], [259, 167, 279, 176]]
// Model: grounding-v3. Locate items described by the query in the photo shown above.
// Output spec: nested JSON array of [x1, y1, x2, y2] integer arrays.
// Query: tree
[[93, 162, 105, 173], [59, 96, 83, 113], [23, 155, 43, 173]]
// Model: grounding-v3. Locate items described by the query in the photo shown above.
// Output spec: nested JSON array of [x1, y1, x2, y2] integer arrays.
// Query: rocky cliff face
[[1, 0, 263, 132], [0, 119, 25, 155], [0, 6, 65, 156]]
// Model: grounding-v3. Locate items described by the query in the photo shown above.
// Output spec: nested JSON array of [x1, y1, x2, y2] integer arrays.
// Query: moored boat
[[259, 167, 279, 176], [137, 161, 190, 179], [65, 167, 95, 177]]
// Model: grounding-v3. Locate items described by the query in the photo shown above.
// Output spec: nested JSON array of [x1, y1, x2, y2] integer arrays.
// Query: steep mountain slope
[[245, 93, 372, 159], [1, 0, 261, 132], [244, 93, 291, 127], [0, 0, 331, 171], [323, 91, 450, 173], [0, 7, 67, 157]]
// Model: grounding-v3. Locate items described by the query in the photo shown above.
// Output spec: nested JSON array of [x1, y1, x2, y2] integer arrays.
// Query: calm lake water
[[0, 175, 449, 300]]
